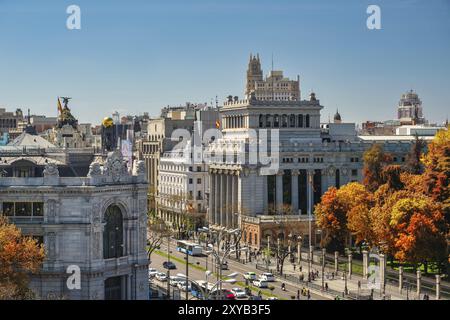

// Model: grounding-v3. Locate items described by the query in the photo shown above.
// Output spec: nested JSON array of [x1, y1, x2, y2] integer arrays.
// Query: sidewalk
[[255, 254, 431, 300]]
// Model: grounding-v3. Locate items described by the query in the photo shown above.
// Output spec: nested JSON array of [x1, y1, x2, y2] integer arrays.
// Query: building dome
[[102, 117, 114, 128], [334, 109, 342, 123]]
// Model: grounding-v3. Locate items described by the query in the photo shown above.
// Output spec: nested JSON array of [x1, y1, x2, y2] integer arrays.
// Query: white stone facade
[[0, 149, 149, 300]]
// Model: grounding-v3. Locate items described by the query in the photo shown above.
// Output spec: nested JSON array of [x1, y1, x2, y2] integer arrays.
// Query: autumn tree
[[405, 134, 426, 174], [341, 183, 376, 247], [421, 126, 450, 224], [147, 211, 171, 263], [363, 143, 392, 192], [390, 196, 447, 273], [0, 216, 45, 299], [314, 187, 348, 252]]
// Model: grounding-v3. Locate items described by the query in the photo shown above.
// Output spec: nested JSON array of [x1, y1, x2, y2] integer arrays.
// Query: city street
[[150, 238, 332, 300]]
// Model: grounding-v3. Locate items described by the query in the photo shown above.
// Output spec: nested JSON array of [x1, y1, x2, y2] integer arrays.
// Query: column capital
[[291, 169, 300, 176], [276, 170, 284, 176]]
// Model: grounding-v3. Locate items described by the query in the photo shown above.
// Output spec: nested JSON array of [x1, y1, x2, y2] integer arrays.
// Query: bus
[[176, 240, 203, 256]]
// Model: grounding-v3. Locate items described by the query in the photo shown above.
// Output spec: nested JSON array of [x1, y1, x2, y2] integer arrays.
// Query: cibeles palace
[[206, 54, 413, 248], [0, 110, 149, 300]]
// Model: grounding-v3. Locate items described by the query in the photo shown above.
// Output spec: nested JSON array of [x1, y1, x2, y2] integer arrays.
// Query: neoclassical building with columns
[[207, 65, 413, 248], [0, 143, 149, 300]]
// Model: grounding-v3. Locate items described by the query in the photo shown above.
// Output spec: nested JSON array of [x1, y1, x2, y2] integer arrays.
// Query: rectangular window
[[2, 202, 14, 216], [352, 169, 358, 176], [33, 202, 44, 216], [15, 202, 32, 216], [189, 178, 193, 184], [197, 178, 201, 184]]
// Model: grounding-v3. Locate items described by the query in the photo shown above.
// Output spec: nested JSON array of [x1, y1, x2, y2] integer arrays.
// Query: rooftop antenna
[[215, 95, 218, 109]]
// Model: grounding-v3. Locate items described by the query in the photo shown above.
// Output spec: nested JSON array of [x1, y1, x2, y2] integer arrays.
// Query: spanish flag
[[215, 119, 221, 129], [57, 97, 63, 114]]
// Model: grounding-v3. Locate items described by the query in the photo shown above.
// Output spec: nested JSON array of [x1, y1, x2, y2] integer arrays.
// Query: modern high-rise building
[[245, 53, 300, 101]]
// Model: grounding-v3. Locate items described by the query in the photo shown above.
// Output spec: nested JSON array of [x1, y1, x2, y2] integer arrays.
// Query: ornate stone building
[[207, 57, 414, 249], [0, 143, 148, 300]]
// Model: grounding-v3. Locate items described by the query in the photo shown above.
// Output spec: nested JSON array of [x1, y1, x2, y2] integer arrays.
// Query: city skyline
[[0, 0, 449, 124]]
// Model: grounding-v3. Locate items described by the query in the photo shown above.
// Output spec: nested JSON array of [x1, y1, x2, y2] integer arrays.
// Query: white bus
[[176, 240, 203, 256]]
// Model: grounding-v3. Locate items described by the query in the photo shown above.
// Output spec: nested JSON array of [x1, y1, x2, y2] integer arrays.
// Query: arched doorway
[[103, 205, 124, 259]]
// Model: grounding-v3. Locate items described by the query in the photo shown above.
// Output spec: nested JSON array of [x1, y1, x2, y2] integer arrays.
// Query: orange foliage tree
[[0, 216, 45, 299], [390, 197, 447, 273], [362, 143, 392, 192]]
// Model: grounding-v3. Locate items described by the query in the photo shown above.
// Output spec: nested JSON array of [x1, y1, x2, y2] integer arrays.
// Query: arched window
[[273, 114, 279, 128], [289, 114, 296, 127], [305, 114, 310, 128], [281, 114, 288, 128], [103, 205, 124, 259], [298, 114, 303, 128], [266, 114, 272, 127]]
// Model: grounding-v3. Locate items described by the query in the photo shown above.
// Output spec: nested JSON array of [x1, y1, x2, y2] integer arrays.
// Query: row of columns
[[338, 251, 442, 299], [223, 115, 247, 129], [209, 169, 239, 229], [271, 169, 315, 215]]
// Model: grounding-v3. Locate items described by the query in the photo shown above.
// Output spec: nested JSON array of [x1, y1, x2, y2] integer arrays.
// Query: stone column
[[227, 174, 232, 228], [297, 241, 301, 264], [362, 250, 369, 280], [380, 254, 386, 294], [436, 275, 441, 300], [416, 270, 421, 299], [309, 245, 314, 270], [398, 266, 403, 294], [348, 253, 352, 279], [262, 174, 268, 214], [221, 173, 227, 226], [215, 173, 220, 226], [210, 172, 216, 225], [231, 173, 236, 228], [276, 171, 283, 214], [291, 170, 299, 214], [334, 251, 339, 273], [306, 170, 313, 216]]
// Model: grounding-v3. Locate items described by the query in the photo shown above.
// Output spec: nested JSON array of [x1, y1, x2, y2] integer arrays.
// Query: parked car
[[163, 261, 177, 270], [210, 289, 236, 300], [243, 272, 257, 280], [220, 261, 228, 270], [148, 268, 158, 278], [248, 295, 263, 300], [155, 272, 167, 282], [169, 276, 184, 287], [260, 272, 275, 282], [231, 288, 247, 299], [267, 297, 278, 300], [253, 279, 269, 288], [177, 282, 192, 292], [222, 289, 236, 300]]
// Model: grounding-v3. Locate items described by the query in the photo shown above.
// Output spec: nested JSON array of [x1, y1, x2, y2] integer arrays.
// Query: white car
[[267, 297, 278, 300], [155, 272, 167, 282], [253, 279, 269, 288], [231, 288, 247, 299], [260, 273, 275, 282], [243, 272, 257, 280], [177, 282, 192, 292], [169, 276, 184, 287], [148, 268, 158, 278]]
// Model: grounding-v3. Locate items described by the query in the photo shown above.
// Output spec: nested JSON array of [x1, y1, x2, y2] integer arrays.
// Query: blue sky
[[0, 0, 449, 125]]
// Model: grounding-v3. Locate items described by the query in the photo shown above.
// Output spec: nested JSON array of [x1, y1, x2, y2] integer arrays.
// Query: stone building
[[245, 53, 300, 101], [207, 57, 414, 249], [0, 142, 149, 300], [397, 90, 425, 125], [0, 107, 23, 136]]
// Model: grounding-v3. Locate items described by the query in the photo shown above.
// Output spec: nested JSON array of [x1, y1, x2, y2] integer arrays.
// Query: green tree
[[362, 144, 392, 192]]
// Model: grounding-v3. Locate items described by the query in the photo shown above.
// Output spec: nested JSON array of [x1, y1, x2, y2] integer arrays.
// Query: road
[[150, 238, 331, 300]]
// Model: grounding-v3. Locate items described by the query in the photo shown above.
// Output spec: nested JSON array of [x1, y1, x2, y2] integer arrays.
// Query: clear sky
[[0, 0, 449, 125]]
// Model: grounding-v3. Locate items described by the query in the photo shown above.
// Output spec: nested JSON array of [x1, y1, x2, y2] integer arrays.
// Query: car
[[231, 288, 247, 299], [210, 289, 235, 300], [267, 297, 278, 300], [163, 261, 177, 270], [177, 282, 192, 292], [220, 261, 228, 270], [260, 272, 275, 282], [252, 279, 269, 288], [155, 272, 167, 282], [243, 272, 257, 280], [148, 268, 158, 278], [169, 276, 184, 287], [222, 289, 236, 300]]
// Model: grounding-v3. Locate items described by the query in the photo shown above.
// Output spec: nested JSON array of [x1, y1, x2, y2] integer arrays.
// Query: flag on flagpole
[[215, 120, 221, 129], [57, 97, 63, 114]]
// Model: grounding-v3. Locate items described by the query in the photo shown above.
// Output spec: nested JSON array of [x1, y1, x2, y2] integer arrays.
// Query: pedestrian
[[325, 282, 328, 292], [293, 264, 296, 271], [307, 290, 311, 300], [297, 289, 300, 300], [358, 280, 361, 289], [331, 272, 334, 279], [299, 265, 302, 272]]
